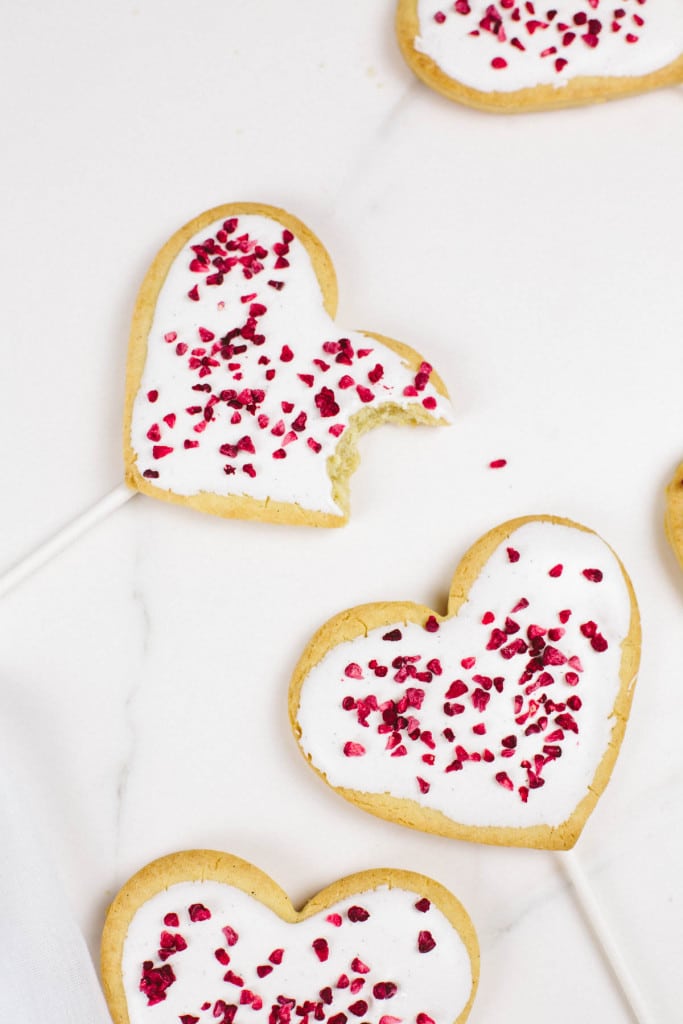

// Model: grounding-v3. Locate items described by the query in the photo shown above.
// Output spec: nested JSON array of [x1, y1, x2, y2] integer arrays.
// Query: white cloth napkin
[[0, 739, 113, 1023]]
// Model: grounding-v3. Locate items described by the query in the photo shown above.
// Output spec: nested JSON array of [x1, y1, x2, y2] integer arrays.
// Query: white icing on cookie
[[414, 0, 683, 92], [297, 521, 634, 831], [122, 882, 473, 1024], [129, 213, 450, 516]]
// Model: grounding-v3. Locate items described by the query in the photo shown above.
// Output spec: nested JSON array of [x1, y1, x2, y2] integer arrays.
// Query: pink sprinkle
[[343, 742, 366, 757], [548, 563, 563, 577], [187, 285, 200, 302], [152, 445, 173, 460], [424, 615, 440, 633], [482, 611, 495, 625], [582, 568, 603, 582], [326, 914, 343, 927], [188, 903, 211, 922], [163, 332, 177, 344], [434, 10, 446, 21], [163, 913, 179, 927], [222, 925, 239, 946], [489, 458, 507, 468], [345, 663, 363, 679], [507, 547, 520, 563], [147, 389, 159, 403], [417, 777, 431, 794], [491, 57, 508, 68]]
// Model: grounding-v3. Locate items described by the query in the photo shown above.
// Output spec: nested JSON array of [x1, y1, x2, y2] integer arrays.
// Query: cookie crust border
[[123, 202, 450, 527], [396, 0, 683, 113], [289, 515, 641, 850], [101, 849, 480, 1024], [665, 462, 683, 568]]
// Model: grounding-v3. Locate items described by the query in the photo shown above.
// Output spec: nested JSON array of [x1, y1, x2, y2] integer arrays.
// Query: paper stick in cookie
[[396, 0, 683, 112], [0, 205, 450, 596], [291, 515, 650, 1019], [124, 203, 452, 526], [101, 850, 479, 1024]]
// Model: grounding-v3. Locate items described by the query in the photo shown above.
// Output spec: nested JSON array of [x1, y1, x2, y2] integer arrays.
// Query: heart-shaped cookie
[[124, 203, 451, 526], [665, 462, 683, 569], [396, 0, 683, 112], [291, 516, 640, 850], [102, 851, 479, 1024]]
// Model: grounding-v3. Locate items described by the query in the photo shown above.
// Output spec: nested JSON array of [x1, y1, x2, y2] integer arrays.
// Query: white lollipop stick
[[557, 848, 655, 1024], [0, 483, 135, 599]]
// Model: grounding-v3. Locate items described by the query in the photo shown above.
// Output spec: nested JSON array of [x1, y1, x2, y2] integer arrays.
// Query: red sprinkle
[[312, 938, 329, 962], [489, 458, 507, 468], [417, 930, 436, 953]]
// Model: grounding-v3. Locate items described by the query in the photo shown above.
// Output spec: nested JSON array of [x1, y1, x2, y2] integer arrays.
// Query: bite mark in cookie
[[124, 204, 451, 526]]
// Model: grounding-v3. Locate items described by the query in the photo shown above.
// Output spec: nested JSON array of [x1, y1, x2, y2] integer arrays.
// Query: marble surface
[[1, 2, 683, 1021]]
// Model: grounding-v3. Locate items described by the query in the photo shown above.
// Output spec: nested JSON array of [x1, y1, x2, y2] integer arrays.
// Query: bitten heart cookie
[[665, 462, 683, 569], [101, 850, 479, 1024], [124, 203, 451, 526], [396, 0, 683, 112], [291, 516, 640, 850]]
